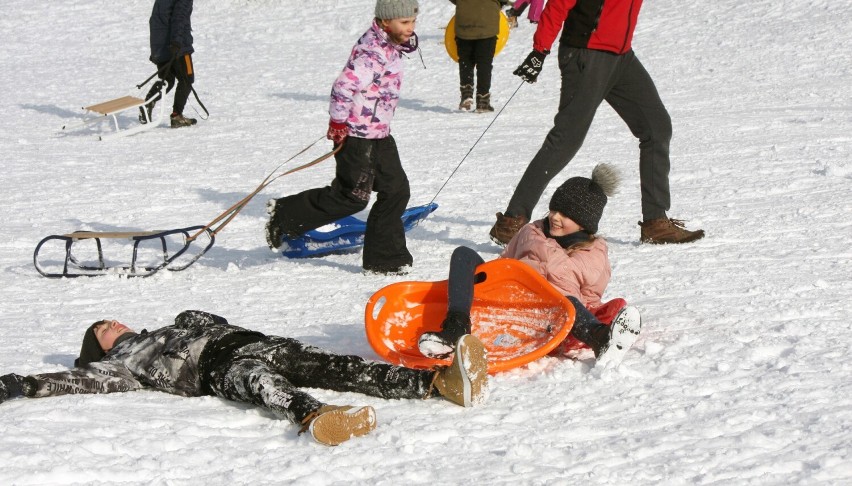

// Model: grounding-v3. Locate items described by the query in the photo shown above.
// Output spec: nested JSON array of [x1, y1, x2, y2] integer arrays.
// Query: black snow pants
[[206, 337, 435, 424], [456, 37, 497, 96], [274, 136, 413, 271], [144, 53, 194, 115], [445, 246, 610, 352], [505, 47, 672, 221]]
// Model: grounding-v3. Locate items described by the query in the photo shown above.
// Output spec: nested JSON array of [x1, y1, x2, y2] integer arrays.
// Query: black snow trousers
[[446, 246, 610, 353], [207, 337, 435, 424], [275, 136, 413, 271], [456, 37, 498, 96], [505, 47, 672, 221], [144, 53, 194, 115]]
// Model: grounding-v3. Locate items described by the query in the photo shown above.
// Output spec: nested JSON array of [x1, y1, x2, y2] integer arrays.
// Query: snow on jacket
[[329, 20, 408, 139], [501, 220, 611, 309], [451, 0, 503, 40], [26, 311, 256, 399], [149, 0, 194, 64], [533, 0, 642, 55], [512, 0, 546, 23]]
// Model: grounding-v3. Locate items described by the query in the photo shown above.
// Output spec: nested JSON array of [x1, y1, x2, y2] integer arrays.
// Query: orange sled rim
[[365, 259, 576, 374]]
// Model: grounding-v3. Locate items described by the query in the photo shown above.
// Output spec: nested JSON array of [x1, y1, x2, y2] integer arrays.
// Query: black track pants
[[505, 48, 672, 221]]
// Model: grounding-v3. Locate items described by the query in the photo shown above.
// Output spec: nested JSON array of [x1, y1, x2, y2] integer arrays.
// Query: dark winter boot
[[489, 212, 528, 246], [265, 199, 286, 249], [300, 405, 377, 446], [138, 101, 156, 124], [418, 311, 471, 359], [638, 218, 705, 244], [459, 84, 474, 111], [430, 334, 488, 407], [475, 93, 494, 113], [170, 112, 197, 128]]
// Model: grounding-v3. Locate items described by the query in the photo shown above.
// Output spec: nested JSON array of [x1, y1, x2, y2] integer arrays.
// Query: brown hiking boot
[[430, 334, 488, 407], [638, 218, 705, 244], [489, 212, 528, 246], [300, 405, 377, 446], [170, 113, 197, 128]]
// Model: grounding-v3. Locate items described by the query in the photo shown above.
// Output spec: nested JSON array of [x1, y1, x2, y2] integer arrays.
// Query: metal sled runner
[[32, 141, 341, 278], [33, 226, 215, 278], [365, 259, 577, 374], [60, 84, 165, 141]]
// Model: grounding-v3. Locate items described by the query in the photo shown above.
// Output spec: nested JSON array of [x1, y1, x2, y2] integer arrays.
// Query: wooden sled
[[33, 226, 214, 278], [365, 258, 576, 374], [280, 203, 438, 258], [61, 84, 165, 141]]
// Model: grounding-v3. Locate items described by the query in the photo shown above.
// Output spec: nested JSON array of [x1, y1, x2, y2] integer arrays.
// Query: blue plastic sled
[[279, 203, 438, 258]]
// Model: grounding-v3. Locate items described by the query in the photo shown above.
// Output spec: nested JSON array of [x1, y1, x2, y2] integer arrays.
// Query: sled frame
[[61, 84, 165, 141], [33, 225, 215, 278]]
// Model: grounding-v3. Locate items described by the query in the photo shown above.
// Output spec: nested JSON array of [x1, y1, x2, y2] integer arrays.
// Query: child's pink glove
[[327, 120, 348, 145]]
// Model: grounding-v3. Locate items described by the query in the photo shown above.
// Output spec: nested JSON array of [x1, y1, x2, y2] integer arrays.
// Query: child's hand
[[326, 119, 348, 145]]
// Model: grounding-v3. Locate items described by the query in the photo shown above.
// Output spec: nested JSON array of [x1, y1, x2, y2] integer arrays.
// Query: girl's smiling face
[[548, 211, 582, 237], [380, 16, 416, 45]]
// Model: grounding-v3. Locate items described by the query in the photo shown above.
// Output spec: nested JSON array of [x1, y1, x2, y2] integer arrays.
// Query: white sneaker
[[596, 306, 641, 369]]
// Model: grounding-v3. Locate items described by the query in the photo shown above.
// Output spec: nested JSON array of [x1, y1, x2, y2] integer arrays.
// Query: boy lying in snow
[[0, 310, 487, 446]]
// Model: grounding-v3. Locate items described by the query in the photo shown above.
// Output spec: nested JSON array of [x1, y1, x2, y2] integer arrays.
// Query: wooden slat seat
[[84, 96, 147, 116]]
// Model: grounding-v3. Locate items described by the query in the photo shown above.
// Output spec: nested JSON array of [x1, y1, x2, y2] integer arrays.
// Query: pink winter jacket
[[501, 220, 611, 310], [329, 21, 405, 139]]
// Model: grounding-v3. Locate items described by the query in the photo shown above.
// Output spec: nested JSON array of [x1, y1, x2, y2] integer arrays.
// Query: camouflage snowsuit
[[23, 311, 434, 424]]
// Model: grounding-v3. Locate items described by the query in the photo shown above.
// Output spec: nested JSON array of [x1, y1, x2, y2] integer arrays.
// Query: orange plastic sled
[[365, 259, 576, 374]]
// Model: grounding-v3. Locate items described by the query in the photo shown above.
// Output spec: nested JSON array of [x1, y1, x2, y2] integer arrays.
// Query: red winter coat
[[532, 0, 642, 55], [501, 221, 611, 310]]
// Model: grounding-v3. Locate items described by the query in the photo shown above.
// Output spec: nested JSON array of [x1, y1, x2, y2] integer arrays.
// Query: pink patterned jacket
[[502, 220, 611, 310], [329, 20, 406, 139]]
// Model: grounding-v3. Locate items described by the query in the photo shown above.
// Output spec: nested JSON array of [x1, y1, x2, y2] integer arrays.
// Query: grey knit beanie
[[375, 0, 419, 20], [549, 164, 620, 234]]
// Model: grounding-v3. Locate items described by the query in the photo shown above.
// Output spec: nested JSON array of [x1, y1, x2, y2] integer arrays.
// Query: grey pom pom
[[591, 163, 620, 197]]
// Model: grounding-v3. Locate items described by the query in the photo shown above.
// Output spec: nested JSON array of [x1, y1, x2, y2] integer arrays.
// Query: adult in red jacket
[[489, 0, 705, 246]]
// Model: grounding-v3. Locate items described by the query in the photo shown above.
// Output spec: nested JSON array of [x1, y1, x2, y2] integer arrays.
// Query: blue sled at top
[[279, 202, 438, 258]]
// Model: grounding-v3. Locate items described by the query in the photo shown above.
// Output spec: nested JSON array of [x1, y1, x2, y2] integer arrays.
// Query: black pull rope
[[429, 80, 525, 206]]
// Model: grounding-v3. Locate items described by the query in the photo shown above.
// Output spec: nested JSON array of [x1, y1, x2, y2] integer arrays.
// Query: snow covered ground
[[1, 0, 850, 483]]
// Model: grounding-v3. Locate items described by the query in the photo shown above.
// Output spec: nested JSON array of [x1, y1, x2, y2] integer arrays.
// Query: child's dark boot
[[418, 311, 471, 359]]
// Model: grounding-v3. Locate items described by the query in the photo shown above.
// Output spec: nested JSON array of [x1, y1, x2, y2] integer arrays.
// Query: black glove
[[169, 41, 181, 56], [513, 50, 548, 83], [0, 373, 28, 404]]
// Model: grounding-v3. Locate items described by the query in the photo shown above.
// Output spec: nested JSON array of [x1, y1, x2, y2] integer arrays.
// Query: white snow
[[2, 0, 851, 483]]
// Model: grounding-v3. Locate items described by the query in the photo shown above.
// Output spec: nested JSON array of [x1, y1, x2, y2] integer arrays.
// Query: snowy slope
[[1, 0, 850, 484]]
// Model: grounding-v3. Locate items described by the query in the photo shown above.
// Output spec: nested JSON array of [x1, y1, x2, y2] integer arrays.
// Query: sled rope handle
[[188, 140, 340, 241], [428, 80, 525, 205]]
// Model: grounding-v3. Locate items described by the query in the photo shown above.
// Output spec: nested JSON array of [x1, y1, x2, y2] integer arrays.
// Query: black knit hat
[[75, 321, 107, 367], [549, 164, 620, 234]]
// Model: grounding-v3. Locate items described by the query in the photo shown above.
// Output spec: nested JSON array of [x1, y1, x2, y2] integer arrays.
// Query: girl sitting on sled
[[418, 164, 642, 367]]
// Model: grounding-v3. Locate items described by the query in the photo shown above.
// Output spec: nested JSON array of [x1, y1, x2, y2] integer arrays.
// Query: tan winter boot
[[475, 93, 494, 113], [431, 334, 488, 407], [638, 218, 705, 244], [300, 405, 377, 446], [489, 212, 528, 246], [459, 84, 474, 111]]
